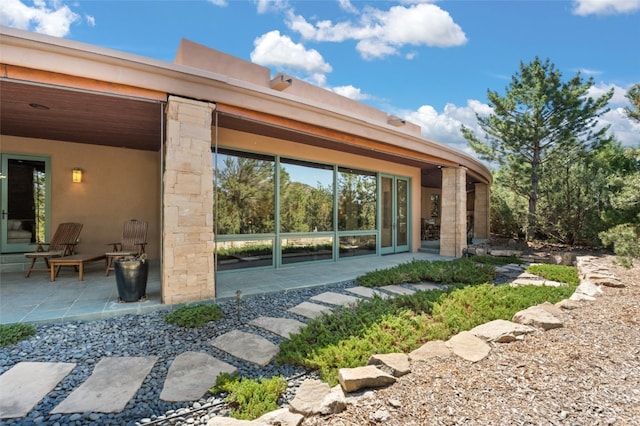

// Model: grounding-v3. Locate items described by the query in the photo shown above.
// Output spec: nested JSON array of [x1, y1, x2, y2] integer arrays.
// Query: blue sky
[[2, 0, 639, 158]]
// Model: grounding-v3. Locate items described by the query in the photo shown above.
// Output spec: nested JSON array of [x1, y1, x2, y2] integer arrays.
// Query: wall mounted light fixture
[[72, 168, 83, 183]]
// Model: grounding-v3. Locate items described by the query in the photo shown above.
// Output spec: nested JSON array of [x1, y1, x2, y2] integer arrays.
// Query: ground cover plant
[[279, 259, 578, 385], [356, 258, 496, 287], [164, 303, 223, 328], [526, 264, 579, 285], [0, 323, 36, 347], [211, 373, 287, 420]]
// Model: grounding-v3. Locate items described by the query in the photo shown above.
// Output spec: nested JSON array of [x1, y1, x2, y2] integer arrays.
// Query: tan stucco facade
[[1, 135, 161, 259], [1, 27, 492, 306]]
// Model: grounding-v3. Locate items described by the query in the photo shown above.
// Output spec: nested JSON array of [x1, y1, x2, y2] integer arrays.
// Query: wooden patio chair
[[105, 219, 148, 276], [24, 222, 83, 278]]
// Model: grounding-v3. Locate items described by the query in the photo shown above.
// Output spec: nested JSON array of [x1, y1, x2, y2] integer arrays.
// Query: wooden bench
[[49, 254, 107, 282]]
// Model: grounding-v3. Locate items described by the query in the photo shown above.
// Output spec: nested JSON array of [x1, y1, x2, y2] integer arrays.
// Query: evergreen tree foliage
[[461, 57, 613, 240]]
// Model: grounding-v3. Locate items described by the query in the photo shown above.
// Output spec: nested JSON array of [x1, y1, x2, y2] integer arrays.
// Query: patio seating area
[[0, 251, 445, 325]]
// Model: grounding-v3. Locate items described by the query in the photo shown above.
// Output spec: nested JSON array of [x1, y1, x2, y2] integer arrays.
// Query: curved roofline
[[0, 26, 491, 184]]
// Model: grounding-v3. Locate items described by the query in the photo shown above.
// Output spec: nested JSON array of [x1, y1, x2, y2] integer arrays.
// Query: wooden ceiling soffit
[[215, 103, 457, 168]]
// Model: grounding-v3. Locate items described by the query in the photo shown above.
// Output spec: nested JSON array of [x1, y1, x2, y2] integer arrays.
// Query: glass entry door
[[0, 154, 50, 253], [380, 175, 410, 254]]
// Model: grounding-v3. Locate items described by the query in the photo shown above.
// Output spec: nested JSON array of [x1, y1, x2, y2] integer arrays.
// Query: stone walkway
[[1, 264, 535, 422]]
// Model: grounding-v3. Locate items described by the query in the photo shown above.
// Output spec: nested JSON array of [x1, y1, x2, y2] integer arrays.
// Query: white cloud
[[286, 3, 466, 60], [255, 0, 289, 14], [572, 0, 640, 15], [250, 30, 333, 75], [208, 0, 228, 7], [0, 0, 80, 37], [332, 85, 372, 101], [338, 0, 358, 14]]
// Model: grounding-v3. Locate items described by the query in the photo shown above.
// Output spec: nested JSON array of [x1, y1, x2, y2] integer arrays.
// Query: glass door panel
[[380, 175, 410, 254], [0, 154, 50, 253]]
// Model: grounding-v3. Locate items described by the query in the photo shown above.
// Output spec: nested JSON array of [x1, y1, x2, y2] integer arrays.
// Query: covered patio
[[0, 251, 445, 325]]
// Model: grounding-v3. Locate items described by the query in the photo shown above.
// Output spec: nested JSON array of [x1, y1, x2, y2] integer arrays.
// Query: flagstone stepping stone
[[346, 286, 389, 299], [410, 282, 442, 292], [51, 356, 158, 414], [249, 316, 306, 338], [310, 292, 361, 306], [211, 330, 278, 366], [160, 351, 237, 402], [379, 285, 415, 296], [287, 301, 333, 319], [0, 362, 76, 419]]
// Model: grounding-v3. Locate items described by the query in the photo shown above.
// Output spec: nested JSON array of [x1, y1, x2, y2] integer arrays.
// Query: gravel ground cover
[[0, 281, 355, 426]]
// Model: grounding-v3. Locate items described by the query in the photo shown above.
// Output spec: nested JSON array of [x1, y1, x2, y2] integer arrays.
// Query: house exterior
[[0, 26, 491, 305]]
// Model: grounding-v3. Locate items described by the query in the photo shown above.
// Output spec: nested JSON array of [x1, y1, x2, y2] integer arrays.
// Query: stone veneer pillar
[[473, 183, 490, 239], [440, 167, 467, 257], [162, 96, 215, 304]]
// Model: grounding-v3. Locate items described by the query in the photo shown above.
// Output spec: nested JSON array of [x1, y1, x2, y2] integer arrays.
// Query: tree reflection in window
[[338, 167, 377, 231], [214, 149, 275, 235]]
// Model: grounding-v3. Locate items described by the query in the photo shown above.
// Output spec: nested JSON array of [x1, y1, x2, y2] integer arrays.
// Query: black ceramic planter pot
[[114, 259, 149, 302]]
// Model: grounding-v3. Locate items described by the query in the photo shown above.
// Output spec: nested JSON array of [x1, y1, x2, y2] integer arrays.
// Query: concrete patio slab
[[310, 292, 361, 307], [210, 330, 279, 366], [379, 285, 415, 296], [287, 301, 333, 319], [249, 316, 306, 338], [51, 356, 158, 414], [0, 362, 76, 419], [160, 351, 237, 402]]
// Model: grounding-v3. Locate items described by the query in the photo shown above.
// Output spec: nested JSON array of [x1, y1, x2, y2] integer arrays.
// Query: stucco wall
[[1, 135, 161, 259], [215, 127, 423, 252]]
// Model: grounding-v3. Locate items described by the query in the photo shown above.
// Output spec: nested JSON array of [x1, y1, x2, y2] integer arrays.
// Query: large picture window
[[214, 149, 275, 235], [214, 148, 394, 271], [279, 158, 334, 232]]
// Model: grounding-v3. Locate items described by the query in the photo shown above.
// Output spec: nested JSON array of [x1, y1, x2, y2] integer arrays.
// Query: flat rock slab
[[338, 365, 396, 393], [368, 353, 411, 377], [51, 356, 157, 414], [160, 351, 237, 402], [0, 362, 76, 419], [410, 282, 443, 292], [511, 278, 565, 287], [310, 292, 361, 306], [345, 286, 389, 299], [446, 331, 491, 362], [211, 330, 278, 366], [512, 305, 564, 331], [409, 340, 452, 362], [471, 319, 536, 343], [288, 301, 333, 319], [379, 285, 415, 296], [249, 316, 306, 338]]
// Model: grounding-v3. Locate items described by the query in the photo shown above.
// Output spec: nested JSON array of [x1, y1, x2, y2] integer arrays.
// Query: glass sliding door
[[0, 154, 51, 253], [380, 175, 410, 254]]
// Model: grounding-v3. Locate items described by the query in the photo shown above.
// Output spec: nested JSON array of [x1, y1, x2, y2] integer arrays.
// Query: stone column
[[162, 96, 215, 304], [473, 183, 490, 239], [440, 167, 467, 257]]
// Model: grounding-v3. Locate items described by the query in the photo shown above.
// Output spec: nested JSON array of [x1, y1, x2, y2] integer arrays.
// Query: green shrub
[[473, 255, 524, 265], [279, 282, 574, 385], [0, 323, 36, 347], [211, 373, 287, 420], [526, 264, 580, 285], [356, 258, 495, 287], [431, 283, 575, 333], [164, 304, 223, 328]]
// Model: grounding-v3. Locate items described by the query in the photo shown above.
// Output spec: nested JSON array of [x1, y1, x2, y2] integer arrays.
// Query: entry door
[[380, 175, 410, 254], [0, 154, 51, 253]]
